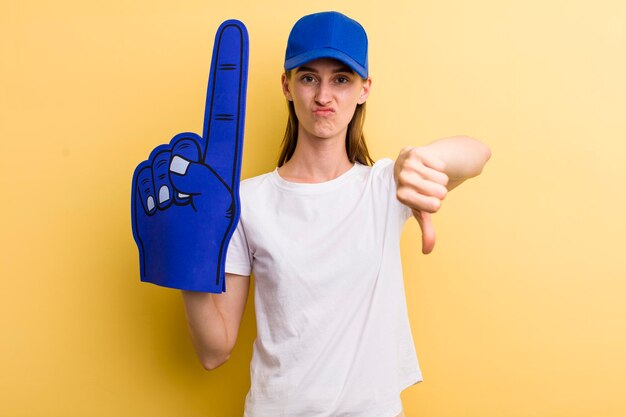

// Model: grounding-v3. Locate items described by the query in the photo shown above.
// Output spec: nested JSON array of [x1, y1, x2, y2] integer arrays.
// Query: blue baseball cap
[[284, 11, 369, 78]]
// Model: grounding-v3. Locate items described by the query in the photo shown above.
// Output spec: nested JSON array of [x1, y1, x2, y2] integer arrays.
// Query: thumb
[[169, 156, 232, 213], [413, 210, 436, 254], [169, 156, 228, 196]]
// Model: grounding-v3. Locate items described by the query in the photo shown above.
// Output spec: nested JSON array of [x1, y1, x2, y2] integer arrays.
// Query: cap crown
[[284, 11, 368, 78]]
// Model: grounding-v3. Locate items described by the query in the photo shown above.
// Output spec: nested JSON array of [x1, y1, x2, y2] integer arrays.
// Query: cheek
[[292, 99, 308, 120], [290, 89, 310, 111], [342, 87, 363, 107], [341, 96, 360, 119], [342, 106, 358, 126]]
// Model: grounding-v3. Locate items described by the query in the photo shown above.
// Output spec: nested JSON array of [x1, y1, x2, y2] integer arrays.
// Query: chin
[[312, 125, 341, 140], [313, 131, 342, 141]]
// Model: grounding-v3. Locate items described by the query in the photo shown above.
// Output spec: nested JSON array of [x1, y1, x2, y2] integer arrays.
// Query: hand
[[131, 20, 249, 292], [394, 146, 449, 254]]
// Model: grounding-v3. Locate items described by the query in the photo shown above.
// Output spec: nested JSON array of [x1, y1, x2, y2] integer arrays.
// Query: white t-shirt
[[226, 158, 423, 417]]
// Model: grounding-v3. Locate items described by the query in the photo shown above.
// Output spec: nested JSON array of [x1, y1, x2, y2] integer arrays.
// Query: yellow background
[[2, 0, 625, 415]]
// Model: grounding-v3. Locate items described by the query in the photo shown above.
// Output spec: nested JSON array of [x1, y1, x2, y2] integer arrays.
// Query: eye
[[335, 75, 351, 84], [300, 74, 317, 84]]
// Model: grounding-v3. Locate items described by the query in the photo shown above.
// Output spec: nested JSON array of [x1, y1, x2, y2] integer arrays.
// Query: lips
[[313, 107, 335, 116]]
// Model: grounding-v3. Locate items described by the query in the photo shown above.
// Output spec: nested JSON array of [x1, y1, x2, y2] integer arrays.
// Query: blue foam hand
[[131, 20, 249, 293]]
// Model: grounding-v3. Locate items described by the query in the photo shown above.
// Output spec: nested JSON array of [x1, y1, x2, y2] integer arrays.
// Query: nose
[[314, 81, 332, 105]]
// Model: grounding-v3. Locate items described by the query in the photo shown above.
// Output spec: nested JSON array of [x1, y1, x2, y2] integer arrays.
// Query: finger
[[202, 20, 249, 191], [169, 133, 203, 203], [169, 158, 230, 213], [421, 165, 449, 187], [397, 186, 442, 213], [149, 145, 173, 209], [414, 210, 436, 254], [169, 133, 230, 212], [400, 170, 448, 200], [413, 149, 446, 173], [133, 161, 157, 215], [404, 159, 449, 187]]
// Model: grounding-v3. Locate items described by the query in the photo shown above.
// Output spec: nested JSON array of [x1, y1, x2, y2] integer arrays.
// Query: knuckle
[[148, 144, 170, 161], [409, 146, 423, 159], [430, 198, 442, 212], [396, 188, 410, 204], [397, 170, 410, 185], [438, 186, 448, 200]]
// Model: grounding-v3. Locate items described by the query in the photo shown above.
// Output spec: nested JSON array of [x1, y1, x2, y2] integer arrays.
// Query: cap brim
[[284, 48, 368, 79]]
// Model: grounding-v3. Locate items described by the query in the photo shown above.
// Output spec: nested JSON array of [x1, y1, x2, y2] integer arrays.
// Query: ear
[[357, 77, 372, 105], [281, 73, 293, 101]]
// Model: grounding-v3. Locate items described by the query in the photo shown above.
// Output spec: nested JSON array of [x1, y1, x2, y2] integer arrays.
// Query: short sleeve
[[225, 218, 252, 277], [373, 159, 413, 224]]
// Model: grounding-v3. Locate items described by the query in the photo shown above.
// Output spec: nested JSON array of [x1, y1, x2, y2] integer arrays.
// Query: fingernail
[[159, 185, 170, 203], [147, 196, 155, 211], [170, 155, 190, 175]]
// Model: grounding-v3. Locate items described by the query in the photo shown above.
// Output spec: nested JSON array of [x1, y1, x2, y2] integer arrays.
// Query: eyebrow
[[295, 65, 354, 74]]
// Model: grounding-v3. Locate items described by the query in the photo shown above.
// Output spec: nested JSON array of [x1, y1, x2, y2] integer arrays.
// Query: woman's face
[[282, 58, 371, 143]]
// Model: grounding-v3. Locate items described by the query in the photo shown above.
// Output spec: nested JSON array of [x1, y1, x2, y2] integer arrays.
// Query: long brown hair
[[277, 72, 374, 167]]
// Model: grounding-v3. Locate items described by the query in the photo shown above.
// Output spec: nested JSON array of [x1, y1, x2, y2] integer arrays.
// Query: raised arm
[[181, 273, 250, 370], [394, 135, 491, 254]]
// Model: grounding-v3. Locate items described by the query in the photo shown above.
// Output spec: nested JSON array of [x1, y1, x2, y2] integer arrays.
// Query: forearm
[[421, 135, 491, 181], [181, 291, 231, 370]]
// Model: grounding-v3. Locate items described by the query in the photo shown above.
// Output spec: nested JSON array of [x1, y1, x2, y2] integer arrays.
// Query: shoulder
[[369, 158, 396, 187], [372, 158, 394, 173], [239, 170, 276, 194], [351, 158, 394, 180]]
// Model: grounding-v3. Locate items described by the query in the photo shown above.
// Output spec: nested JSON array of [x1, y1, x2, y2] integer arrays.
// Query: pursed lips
[[313, 107, 335, 116]]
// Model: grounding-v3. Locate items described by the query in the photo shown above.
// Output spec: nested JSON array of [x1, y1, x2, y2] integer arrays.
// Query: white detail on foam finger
[[170, 155, 190, 175], [147, 196, 155, 211], [159, 185, 170, 203]]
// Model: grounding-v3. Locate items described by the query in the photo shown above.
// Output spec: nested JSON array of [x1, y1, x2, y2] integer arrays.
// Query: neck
[[278, 128, 353, 183]]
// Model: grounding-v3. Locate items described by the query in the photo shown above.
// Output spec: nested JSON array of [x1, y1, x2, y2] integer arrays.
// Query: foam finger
[[134, 161, 157, 215], [202, 20, 249, 191], [149, 145, 173, 209], [169, 133, 203, 203]]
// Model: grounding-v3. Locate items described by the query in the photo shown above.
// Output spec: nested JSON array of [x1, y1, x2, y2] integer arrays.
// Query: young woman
[[182, 11, 491, 417]]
